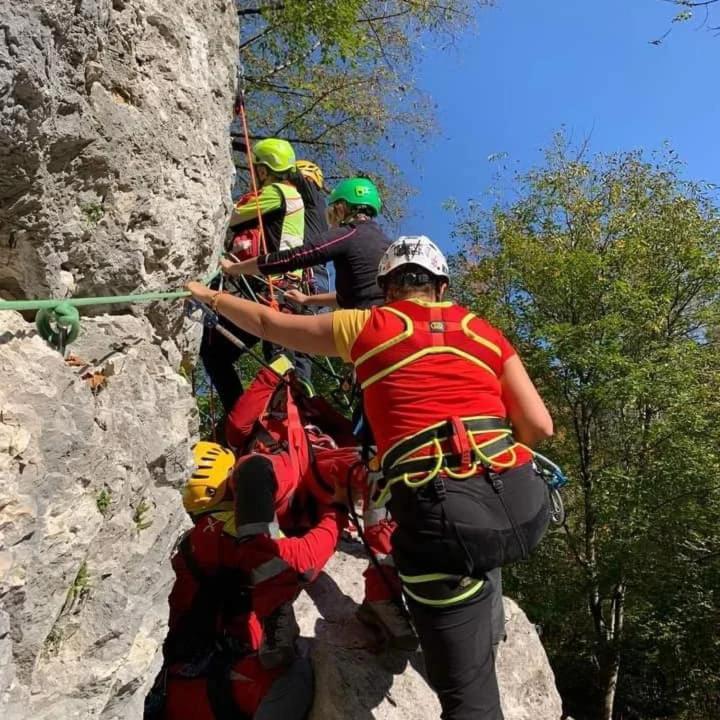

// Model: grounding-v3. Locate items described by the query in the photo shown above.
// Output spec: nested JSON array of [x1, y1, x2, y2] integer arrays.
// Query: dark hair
[[380, 264, 440, 296]]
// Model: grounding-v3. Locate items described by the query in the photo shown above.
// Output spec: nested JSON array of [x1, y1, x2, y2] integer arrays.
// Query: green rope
[[0, 288, 190, 312], [35, 302, 81, 350], [0, 270, 219, 352]]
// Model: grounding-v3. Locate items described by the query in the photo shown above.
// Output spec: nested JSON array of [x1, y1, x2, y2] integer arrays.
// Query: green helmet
[[252, 138, 296, 173], [328, 177, 382, 216]]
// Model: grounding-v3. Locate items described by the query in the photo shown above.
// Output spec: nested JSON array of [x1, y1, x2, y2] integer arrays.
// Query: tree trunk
[[597, 583, 625, 720], [599, 649, 621, 720]]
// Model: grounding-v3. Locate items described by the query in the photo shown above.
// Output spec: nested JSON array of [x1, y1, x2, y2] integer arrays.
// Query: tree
[[651, 0, 720, 45], [235, 0, 492, 218], [451, 137, 720, 720]]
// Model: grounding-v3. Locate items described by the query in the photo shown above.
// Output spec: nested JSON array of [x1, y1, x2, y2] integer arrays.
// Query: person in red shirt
[[186, 235, 554, 720], [223, 357, 417, 657], [149, 441, 349, 720]]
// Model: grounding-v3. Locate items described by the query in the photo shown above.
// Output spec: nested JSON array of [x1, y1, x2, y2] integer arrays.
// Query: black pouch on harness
[[389, 462, 550, 576]]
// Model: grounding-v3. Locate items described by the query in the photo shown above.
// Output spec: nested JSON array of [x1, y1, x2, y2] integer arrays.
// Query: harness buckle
[[448, 415, 473, 473]]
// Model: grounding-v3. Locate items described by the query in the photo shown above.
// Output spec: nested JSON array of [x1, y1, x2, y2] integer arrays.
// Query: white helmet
[[377, 235, 450, 284]]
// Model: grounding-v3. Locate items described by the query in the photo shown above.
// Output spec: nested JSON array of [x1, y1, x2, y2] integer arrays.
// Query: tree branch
[[272, 78, 371, 135], [237, 3, 284, 16]]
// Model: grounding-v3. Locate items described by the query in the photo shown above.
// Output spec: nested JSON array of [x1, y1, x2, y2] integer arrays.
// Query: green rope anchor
[[0, 272, 218, 353], [35, 302, 81, 351]]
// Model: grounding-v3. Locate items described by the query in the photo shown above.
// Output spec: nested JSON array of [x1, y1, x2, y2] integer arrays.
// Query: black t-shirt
[[257, 219, 390, 309], [293, 172, 329, 287]]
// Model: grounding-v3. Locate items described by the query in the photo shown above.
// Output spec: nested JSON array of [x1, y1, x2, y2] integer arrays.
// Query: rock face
[[0, 0, 237, 337], [0, 311, 196, 719], [296, 543, 563, 720]]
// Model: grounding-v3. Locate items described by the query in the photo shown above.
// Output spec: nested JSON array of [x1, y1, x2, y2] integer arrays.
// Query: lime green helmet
[[252, 138, 296, 173], [328, 177, 382, 216]]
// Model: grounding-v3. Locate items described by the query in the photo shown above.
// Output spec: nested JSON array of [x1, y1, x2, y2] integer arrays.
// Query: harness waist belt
[[388, 435, 516, 480], [382, 416, 512, 478]]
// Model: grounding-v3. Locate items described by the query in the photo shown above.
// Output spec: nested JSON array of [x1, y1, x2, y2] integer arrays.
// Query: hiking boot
[[356, 600, 419, 651], [259, 602, 300, 670]]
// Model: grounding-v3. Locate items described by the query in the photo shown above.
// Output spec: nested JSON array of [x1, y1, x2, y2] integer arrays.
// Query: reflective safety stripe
[[275, 183, 304, 251], [400, 572, 485, 607], [236, 520, 279, 539], [250, 556, 292, 585], [399, 572, 460, 584]]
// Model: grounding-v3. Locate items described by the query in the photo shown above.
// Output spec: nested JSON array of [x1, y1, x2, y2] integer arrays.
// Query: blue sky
[[395, 0, 720, 252]]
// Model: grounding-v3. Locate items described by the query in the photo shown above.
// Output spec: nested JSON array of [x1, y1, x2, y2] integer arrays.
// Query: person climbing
[[292, 159, 330, 300], [219, 176, 390, 311], [200, 138, 307, 416], [148, 438, 351, 720], [186, 235, 554, 720], [284, 159, 331, 392]]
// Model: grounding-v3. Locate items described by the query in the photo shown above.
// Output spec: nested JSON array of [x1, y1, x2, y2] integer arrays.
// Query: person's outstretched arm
[[500, 355, 553, 447], [187, 282, 338, 357], [221, 226, 358, 277]]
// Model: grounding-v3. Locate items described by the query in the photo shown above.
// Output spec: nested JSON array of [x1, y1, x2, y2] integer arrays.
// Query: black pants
[[407, 578, 503, 720], [388, 463, 550, 576], [199, 314, 310, 415]]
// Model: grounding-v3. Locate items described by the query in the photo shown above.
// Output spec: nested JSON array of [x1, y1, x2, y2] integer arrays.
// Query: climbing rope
[[0, 273, 218, 353], [234, 66, 278, 310]]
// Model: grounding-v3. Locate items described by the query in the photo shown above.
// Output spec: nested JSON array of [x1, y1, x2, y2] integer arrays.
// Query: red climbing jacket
[[163, 503, 346, 719]]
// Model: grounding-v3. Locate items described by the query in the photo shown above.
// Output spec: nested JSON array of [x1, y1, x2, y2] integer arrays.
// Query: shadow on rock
[[299, 569, 428, 719]]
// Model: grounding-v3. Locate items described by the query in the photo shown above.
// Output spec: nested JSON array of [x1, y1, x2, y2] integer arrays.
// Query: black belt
[[382, 417, 512, 479]]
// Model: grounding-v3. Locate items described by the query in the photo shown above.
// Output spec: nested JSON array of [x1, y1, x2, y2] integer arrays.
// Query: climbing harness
[[222, 262, 351, 409], [233, 64, 278, 311], [371, 415, 518, 508]]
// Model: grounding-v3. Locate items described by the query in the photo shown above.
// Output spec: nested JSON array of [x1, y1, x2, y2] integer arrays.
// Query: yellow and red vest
[[349, 299, 532, 477]]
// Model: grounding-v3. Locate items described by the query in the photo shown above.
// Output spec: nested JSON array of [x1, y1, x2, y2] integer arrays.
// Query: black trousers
[[407, 577, 503, 720], [199, 314, 310, 415]]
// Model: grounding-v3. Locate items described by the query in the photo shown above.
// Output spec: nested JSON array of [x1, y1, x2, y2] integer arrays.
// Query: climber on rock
[[186, 235, 554, 720], [200, 138, 308, 416], [147, 438, 351, 720], [219, 176, 390, 311], [281, 159, 332, 392]]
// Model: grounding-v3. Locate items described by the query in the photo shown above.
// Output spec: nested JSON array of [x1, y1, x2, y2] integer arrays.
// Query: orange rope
[[236, 95, 278, 310]]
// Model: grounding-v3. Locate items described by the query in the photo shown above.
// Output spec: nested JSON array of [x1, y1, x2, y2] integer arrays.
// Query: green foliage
[[96, 488, 111, 516], [237, 1, 489, 219], [61, 560, 91, 616], [80, 202, 104, 225], [133, 498, 153, 531], [452, 136, 720, 720]]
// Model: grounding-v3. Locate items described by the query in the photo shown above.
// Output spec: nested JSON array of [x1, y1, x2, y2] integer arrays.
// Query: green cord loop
[[0, 269, 220, 353], [35, 302, 81, 351]]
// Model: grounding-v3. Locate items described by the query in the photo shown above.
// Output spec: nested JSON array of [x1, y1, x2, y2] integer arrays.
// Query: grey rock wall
[[0, 0, 237, 338], [0, 312, 196, 719]]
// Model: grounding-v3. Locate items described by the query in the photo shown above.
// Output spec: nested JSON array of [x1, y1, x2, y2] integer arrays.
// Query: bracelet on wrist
[[210, 291, 227, 313]]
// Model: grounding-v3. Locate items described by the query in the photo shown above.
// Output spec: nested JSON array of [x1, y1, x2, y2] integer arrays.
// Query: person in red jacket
[[223, 357, 417, 660], [149, 442, 349, 720], [185, 235, 553, 720]]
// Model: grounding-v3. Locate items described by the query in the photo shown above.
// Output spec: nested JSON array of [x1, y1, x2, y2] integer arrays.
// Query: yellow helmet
[[183, 442, 236, 515], [296, 160, 325, 191]]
